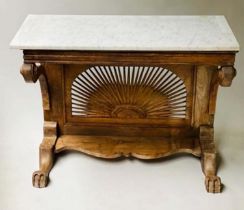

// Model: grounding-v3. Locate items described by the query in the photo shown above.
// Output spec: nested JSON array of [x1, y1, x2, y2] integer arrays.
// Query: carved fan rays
[[71, 66, 187, 119]]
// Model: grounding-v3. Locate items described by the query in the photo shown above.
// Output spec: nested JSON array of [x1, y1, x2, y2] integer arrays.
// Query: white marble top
[[10, 15, 239, 51]]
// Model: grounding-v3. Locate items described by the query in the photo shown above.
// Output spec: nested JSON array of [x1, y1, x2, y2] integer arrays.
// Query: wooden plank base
[[55, 135, 201, 159]]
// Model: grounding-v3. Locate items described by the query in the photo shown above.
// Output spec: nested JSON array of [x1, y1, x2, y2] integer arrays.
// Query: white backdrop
[[0, 0, 243, 210]]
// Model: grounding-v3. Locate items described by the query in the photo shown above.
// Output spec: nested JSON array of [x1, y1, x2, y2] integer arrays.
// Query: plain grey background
[[0, 0, 243, 210]]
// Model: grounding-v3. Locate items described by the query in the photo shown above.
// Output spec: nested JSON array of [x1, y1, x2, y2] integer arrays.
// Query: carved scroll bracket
[[20, 63, 50, 110], [218, 66, 236, 87], [20, 63, 43, 83]]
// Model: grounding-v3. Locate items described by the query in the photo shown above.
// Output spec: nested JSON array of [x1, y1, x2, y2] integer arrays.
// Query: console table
[[10, 15, 239, 193]]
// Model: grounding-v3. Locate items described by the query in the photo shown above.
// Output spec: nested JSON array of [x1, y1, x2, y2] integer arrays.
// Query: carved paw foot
[[32, 171, 49, 188], [205, 176, 222, 193]]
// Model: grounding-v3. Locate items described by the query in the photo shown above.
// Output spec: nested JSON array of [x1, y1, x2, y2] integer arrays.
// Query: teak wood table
[[10, 15, 239, 193]]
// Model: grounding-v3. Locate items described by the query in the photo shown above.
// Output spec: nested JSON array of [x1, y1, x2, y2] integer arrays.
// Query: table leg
[[200, 125, 221, 193], [32, 121, 57, 188]]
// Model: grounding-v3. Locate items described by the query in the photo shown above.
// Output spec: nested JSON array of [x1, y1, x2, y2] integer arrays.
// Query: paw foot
[[205, 176, 222, 193], [32, 171, 48, 188]]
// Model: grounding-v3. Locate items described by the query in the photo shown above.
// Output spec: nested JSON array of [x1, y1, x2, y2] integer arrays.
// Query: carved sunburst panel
[[71, 66, 188, 119]]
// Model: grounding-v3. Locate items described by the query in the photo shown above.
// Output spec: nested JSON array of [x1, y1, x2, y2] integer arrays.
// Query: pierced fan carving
[[71, 66, 187, 119]]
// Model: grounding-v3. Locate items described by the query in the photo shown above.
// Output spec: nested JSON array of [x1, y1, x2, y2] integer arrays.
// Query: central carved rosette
[[111, 105, 146, 118]]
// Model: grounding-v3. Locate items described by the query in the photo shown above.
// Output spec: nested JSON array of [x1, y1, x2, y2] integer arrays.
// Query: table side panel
[[42, 64, 65, 133]]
